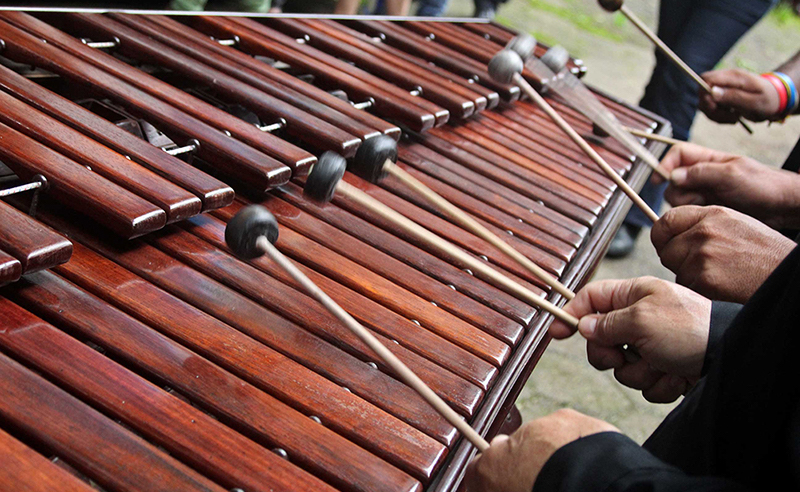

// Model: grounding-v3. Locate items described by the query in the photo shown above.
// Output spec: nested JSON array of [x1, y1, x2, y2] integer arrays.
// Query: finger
[[650, 205, 708, 253], [670, 161, 735, 190], [642, 375, 687, 403], [656, 229, 696, 277], [658, 143, 732, 175], [701, 68, 763, 93], [613, 359, 665, 390], [550, 278, 639, 339], [708, 87, 767, 112], [586, 342, 626, 371], [663, 187, 707, 207]]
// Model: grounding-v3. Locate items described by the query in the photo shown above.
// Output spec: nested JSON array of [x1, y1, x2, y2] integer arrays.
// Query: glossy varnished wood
[[190, 16, 440, 132], [194, 208, 506, 379], [274, 183, 537, 326], [0, 294, 340, 492], [0, 316, 227, 492], [0, 13, 299, 185], [0, 200, 72, 273], [0, 427, 96, 492], [0, 90, 202, 223], [6, 273, 426, 492], [37, 206, 474, 433], [0, 249, 22, 285], [223, 196, 523, 343], [0, 121, 166, 238], [0, 64, 234, 211], [79, 13, 362, 158]]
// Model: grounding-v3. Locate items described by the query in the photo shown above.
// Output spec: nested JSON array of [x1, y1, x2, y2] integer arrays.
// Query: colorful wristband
[[762, 73, 789, 118], [773, 71, 798, 115]]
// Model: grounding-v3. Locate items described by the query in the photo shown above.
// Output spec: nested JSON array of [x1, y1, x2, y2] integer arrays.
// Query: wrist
[[761, 73, 790, 120], [778, 173, 800, 228]]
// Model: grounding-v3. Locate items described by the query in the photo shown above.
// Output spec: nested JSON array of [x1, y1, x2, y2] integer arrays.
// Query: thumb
[[671, 162, 726, 189], [578, 309, 636, 347]]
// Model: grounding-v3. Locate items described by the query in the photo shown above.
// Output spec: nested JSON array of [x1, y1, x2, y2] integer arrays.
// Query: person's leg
[[416, 0, 449, 17], [611, 0, 775, 257]]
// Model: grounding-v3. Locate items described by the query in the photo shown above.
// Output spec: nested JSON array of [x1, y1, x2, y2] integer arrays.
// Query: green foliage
[[525, 0, 624, 41], [768, 1, 800, 29]]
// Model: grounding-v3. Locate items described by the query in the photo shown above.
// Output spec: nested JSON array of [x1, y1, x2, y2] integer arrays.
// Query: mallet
[[598, 0, 753, 134], [224, 203, 491, 452], [304, 152, 580, 327], [488, 49, 660, 223], [352, 135, 575, 300]]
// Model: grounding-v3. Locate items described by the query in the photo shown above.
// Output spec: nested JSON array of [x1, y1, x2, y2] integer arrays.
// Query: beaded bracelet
[[762, 72, 789, 118], [773, 72, 799, 115]]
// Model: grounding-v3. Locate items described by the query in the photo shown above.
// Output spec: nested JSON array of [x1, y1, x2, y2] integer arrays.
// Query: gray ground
[[441, 0, 800, 442]]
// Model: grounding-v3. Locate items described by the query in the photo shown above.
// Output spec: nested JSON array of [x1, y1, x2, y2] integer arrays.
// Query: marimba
[[0, 11, 670, 492]]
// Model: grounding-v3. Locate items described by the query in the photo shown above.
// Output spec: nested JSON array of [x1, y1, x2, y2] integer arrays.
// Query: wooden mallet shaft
[[385, 161, 576, 300], [622, 126, 682, 147], [512, 73, 660, 223], [335, 179, 581, 328], [618, 5, 753, 134], [255, 235, 492, 452]]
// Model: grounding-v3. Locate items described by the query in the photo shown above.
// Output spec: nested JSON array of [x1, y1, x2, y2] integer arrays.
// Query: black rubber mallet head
[[506, 34, 537, 61], [592, 122, 611, 138], [351, 134, 398, 184], [303, 151, 347, 204], [488, 49, 524, 85], [225, 205, 279, 260], [598, 0, 623, 12]]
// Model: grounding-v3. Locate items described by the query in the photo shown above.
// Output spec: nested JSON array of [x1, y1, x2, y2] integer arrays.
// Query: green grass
[[768, 1, 800, 29], [525, 0, 624, 42]]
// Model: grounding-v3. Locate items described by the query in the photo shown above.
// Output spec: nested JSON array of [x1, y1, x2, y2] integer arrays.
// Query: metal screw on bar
[[0, 174, 49, 217], [0, 39, 6, 52], [164, 139, 200, 163], [352, 97, 375, 110], [409, 86, 423, 97], [216, 35, 240, 47], [257, 118, 287, 133], [81, 37, 120, 49]]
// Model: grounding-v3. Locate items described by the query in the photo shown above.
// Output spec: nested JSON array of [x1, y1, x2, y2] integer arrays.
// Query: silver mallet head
[[540, 45, 570, 74], [488, 49, 524, 85], [506, 34, 537, 61]]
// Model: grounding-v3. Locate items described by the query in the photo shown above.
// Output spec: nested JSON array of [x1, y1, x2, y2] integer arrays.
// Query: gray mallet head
[[506, 34, 537, 61], [592, 123, 610, 138], [351, 134, 397, 184], [303, 151, 347, 204], [540, 45, 570, 74], [225, 205, 279, 260], [488, 49, 524, 85], [598, 0, 623, 11]]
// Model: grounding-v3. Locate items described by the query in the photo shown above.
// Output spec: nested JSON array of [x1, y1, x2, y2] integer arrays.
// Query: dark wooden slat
[[0, 201, 72, 273], [77, 13, 362, 158], [0, 121, 166, 238], [384, 161, 576, 263], [37, 205, 482, 421], [337, 172, 563, 284], [346, 20, 519, 102], [0, 295, 340, 492], [6, 274, 426, 491], [55, 241, 456, 449], [142, 14, 401, 139], [0, 329, 227, 492], [188, 210, 506, 378], [0, 249, 22, 285], [0, 64, 234, 212], [0, 427, 96, 492], [190, 16, 439, 132], [0, 90, 202, 223], [274, 183, 537, 326], [413, 131, 598, 226], [0, 14, 296, 187], [221, 197, 522, 346], [276, 18, 480, 119], [396, 145, 586, 248]]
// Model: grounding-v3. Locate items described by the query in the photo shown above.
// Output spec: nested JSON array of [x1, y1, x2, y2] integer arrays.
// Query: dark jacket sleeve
[[702, 301, 742, 375], [533, 432, 750, 492]]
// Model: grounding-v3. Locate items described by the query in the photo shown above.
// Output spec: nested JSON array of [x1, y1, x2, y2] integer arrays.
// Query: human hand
[[465, 409, 619, 492], [549, 277, 711, 402], [657, 142, 800, 229], [698, 68, 782, 123], [652, 206, 795, 304]]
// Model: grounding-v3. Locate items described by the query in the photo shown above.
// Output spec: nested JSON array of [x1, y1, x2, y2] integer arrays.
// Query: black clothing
[[534, 245, 800, 491]]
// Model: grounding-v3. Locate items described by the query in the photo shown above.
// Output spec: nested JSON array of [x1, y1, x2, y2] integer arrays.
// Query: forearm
[[775, 50, 800, 115], [776, 171, 800, 228], [534, 433, 750, 492]]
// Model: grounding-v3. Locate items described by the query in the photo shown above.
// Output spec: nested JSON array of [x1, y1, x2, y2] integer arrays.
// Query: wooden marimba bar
[[0, 11, 670, 492]]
